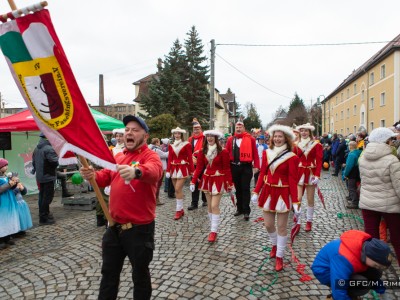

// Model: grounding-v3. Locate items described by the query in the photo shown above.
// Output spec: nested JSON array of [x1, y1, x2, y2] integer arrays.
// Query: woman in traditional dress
[[166, 127, 194, 220], [190, 130, 234, 242], [251, 125, 299, 271], [296, 123, 323, 232]]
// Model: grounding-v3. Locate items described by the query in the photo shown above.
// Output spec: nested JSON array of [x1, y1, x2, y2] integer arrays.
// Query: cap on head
[[363, 238, 393, 267], [257, 135, 265, 140], [122, 115, 149, 133], [192, 118, 201, 128], [0, 158, 8, 169]]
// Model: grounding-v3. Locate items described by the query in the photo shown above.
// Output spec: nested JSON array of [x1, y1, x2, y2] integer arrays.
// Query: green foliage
[[146, 114, 179, 142], [243, 102, 262, 130], [286, 93, 308, 126]]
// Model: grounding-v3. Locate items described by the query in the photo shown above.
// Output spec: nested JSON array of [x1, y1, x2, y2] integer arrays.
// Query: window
[[347, 88, 350, 99], [354, 126, 357, 133], [346, 108, 350, 118], [361, 90, 365, 101], [370, 122, 374, 131], [335, 113, 338, 121], [336, 96, 338, 105], [370, 97, 374, 109], [380, 92, 386, 106], [370, 72, 374, 85], [341, 111, 344, 120], [341, 93, 343, 102], [353, 105, 357, 115], [353, 83, 357, 95], [340, 128, 343, 134], [346, 128, 349, 134], [361, 112, 365, 124], [380, 120, 385, 127], [380, 64, 386, 79]]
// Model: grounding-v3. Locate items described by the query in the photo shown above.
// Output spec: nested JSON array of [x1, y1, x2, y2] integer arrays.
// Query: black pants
[[191, 179, 206, 206], [99, 221, 155, 300], [254, 171, 260, 187], [231, 163, 253, 214], [168, 178, 175, 197], [38, 181, 55, 220]]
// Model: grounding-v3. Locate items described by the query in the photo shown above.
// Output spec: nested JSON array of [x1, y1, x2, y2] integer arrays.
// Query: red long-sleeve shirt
[[95, 144, 163, 225]]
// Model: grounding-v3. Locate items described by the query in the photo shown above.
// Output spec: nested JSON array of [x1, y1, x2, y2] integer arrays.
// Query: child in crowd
[[0, 158, 21, 249], [12, 173, 33, 235], [343, 141, 362, 209]]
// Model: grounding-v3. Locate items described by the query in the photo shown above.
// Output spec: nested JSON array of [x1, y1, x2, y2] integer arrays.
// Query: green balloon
[[337, 212, 343, 219], [71, 173, 84, 185]]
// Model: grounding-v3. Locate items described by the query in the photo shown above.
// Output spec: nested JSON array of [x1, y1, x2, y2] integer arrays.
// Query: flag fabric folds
[[0, 9, 116, 170]]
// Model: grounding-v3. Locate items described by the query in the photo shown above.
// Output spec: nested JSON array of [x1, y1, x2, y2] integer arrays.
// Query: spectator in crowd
[[32, 132, 59, 225], [358, 127, 400, 266], [332, 137, 347, 177], [254, 135, 268, 186], [343, 141, 362, 209], [330, 133, 339, 167], [312, 230, 392, 300], [149, 138, 168, 206], [111, 128, 125, 156]]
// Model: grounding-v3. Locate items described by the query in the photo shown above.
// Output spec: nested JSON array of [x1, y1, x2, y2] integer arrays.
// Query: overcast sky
[[1, 0, 399, 126]]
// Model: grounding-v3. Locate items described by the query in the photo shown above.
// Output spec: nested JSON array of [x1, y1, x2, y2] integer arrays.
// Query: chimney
[[99, 74, 104, 109], [157, 58, 162, 71]]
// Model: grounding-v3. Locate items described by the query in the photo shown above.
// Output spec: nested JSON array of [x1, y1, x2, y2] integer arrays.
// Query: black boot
[[61, 176, 74, 197], [188, 204, 198, 210], [96, 215, 106, 227]]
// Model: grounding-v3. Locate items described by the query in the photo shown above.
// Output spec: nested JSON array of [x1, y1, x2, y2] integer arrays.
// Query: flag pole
[[79, 155, 115, 226], [7, 0, 17, 10]]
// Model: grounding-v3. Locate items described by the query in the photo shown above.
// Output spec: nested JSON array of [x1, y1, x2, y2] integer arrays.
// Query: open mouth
[[126, 138, 134, 144]]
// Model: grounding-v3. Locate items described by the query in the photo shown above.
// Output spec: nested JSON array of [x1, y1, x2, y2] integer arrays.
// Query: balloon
[[71, 173, 84, 185], [323, 162, 329, 169]]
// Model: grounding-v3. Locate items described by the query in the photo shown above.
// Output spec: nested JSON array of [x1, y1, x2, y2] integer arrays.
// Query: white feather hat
[[203, 129, 223, 138], [267, 124, 295, 140], [171, 127, 186, 134], [112, 128, 125, 135], [296, 123, 315, 131]]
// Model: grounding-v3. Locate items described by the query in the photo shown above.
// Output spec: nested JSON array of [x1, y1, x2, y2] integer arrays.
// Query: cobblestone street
[[0, 170, 399, 299]]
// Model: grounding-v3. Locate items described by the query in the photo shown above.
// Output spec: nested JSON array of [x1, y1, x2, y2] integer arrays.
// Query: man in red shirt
[[187, 118, 207, 210], [80, 115, 162, 300]]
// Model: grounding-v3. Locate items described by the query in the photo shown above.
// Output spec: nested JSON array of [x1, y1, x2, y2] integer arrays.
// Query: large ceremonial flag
[[0, 9, 116, 170]]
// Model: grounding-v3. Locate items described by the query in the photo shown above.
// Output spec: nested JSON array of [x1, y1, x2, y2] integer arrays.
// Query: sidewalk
[[0, 170, 399, 299]]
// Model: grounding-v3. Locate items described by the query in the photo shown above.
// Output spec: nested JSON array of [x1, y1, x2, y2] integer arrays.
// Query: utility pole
[[210, 39, 215, 130]]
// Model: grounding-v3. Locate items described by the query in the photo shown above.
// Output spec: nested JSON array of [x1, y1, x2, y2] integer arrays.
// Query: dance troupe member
[[190, 129, 234, 242], [296, 123, 323, 232], [251, 125, 299, 271], [166, 127, 194, 220]]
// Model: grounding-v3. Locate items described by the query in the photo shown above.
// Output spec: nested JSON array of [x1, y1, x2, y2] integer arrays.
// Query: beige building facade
[[322, 34, 400, 135]]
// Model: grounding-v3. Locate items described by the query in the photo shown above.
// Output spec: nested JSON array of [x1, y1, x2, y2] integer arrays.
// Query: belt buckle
[[121, 223, 133, 230]]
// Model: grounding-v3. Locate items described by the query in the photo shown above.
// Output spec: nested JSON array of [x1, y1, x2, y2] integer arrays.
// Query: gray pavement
[[0, 170, 399, 299]]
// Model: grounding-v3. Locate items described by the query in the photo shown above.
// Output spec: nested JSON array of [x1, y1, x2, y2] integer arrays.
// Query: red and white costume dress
[[191, 147, 233, 195], [297, 138, 323, 186], [167, 140, 194, 179], [253, 146, 299, 212]]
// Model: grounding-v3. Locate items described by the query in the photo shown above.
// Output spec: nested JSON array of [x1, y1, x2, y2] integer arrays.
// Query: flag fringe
[[60, 143, 117, 171]]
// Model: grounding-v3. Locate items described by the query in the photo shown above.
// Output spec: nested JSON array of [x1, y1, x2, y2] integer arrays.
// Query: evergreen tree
[[183, 26, 210, 127], [286, 93, 308, 126], [243, 102, 262, 130], [140, 39, 189, 125], [146, 113, 178, 142]]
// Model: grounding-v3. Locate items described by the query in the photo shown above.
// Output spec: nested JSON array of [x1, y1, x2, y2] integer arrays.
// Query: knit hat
[[192, 118, 201, 128], [0, 158, 8, 169], [368, 127, 398, 143], [39, 132, 46, 138], [363, 238, 393, 267]]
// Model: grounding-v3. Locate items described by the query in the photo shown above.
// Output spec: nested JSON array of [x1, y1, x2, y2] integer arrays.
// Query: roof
[[132, 73, 158, 85], [323, 33, 400, 103], [220, 93, 235, 103]]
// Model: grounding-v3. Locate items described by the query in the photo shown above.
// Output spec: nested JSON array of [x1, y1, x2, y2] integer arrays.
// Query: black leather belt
[[231, 162, 251, 166]]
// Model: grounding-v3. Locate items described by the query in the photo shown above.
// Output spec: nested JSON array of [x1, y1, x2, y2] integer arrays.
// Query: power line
[[216, 40, 393, 47], [215, 53, 292, 99]]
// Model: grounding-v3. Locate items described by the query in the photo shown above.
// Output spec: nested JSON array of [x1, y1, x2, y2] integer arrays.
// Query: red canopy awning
[[0, 109, 38, 132]]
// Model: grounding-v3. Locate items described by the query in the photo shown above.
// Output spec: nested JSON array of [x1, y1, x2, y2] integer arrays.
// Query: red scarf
[[191, 132, 204, 155], [234, 132, 253, 162]]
